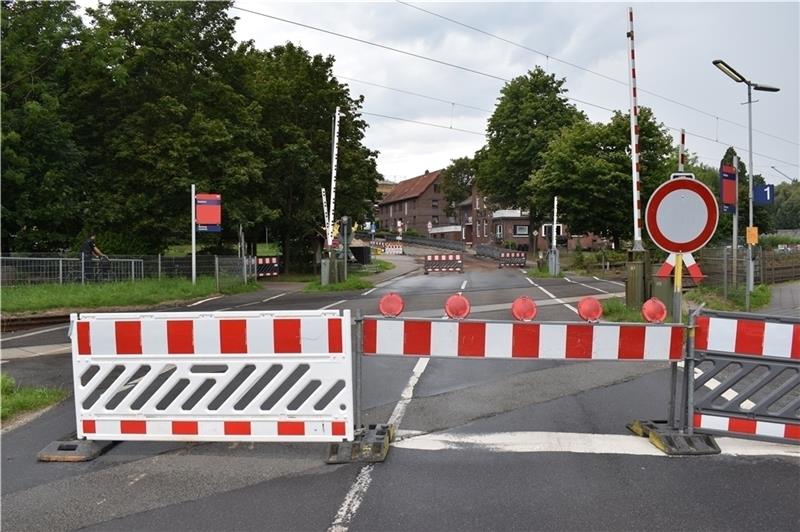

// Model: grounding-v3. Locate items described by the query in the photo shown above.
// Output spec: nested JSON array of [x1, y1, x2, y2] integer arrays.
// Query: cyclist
[[80, 233, 107, 281]]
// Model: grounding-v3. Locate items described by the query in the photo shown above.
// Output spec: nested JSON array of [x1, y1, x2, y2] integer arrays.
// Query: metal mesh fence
[[0, 253, 261, 287]]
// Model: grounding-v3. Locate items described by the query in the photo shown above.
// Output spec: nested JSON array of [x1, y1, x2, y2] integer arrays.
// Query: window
[[433, 184, 440, 193], [432, 216, 439, 225], [432, 199, 439, 209], [389, 204, 393, 217], [513, 225, 529, 236], [483, 220, 487, 238], [404, 201, 408, 215], [496, 224, 503, 238]]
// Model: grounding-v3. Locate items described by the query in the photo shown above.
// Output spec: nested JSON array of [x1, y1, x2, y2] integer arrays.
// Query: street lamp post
[[712, 59, 780, 311]]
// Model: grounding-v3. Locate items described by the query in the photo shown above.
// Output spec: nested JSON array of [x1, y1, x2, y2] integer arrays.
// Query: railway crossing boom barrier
[[424, 254, 464, 274], [50, 294, 797, 463]]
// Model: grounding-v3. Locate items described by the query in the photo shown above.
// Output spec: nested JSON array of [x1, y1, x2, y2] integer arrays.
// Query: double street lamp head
[[713, 59, 781, 92]]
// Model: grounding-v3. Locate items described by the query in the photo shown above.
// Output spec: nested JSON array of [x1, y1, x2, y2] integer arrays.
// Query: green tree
[[774, 181, 800, 230], [64, 1, 263, 253], [530, 107, 673, 248], [474, 67, 584, 249], [441, 156, 474, 216], [1, 1, 86, 251]]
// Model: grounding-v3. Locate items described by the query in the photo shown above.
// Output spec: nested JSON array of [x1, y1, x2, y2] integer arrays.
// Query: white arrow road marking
[[393, 431, 799, 458]]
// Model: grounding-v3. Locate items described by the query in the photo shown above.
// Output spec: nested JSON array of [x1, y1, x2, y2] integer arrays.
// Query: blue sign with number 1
[[753, 184, 775, 206]]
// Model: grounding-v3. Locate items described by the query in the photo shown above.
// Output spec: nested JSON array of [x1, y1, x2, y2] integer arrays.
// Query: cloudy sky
[[229, 1, 799, 186]]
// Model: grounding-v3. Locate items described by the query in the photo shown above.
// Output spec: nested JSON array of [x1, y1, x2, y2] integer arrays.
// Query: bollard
[[215, 256, 220, 291]]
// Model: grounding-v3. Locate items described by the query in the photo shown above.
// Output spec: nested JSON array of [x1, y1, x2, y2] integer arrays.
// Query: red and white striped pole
[[678, 129, 686, 172], [627, 7, 644, 252]]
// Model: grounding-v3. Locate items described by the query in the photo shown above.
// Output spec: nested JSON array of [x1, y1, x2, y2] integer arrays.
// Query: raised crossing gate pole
[[353, 309, 363, 430]]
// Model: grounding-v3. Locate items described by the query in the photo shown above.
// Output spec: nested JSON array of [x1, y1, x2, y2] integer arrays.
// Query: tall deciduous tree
[[530, 107, 673, 248], [441, 156, 474, 217], [774, 181, 800, 230], [474, 67, 584, 249], [1, 1, 85, 251]]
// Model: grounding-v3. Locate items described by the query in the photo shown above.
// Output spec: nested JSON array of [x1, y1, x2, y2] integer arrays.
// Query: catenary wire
[[396, 0, 799, 148], [231, 5, 798, 168]]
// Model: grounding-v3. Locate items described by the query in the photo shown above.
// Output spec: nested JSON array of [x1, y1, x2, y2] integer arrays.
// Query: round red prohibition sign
[[645, 178, 718, 254]]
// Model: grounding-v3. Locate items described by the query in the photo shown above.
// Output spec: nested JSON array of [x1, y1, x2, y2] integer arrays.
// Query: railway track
[[1, 314, 70, 333]]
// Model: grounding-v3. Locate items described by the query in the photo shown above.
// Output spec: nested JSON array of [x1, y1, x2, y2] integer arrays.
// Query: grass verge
[[686, 284, 771, 312], [1, 277, 259, 314], [601, 298, 646, 323], [1, 374, 69, 422], [303, 259, 393, 292]]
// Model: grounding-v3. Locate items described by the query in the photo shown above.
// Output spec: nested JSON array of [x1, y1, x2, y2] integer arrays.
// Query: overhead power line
[[396, 0, 799, 148], [231, 5, 798, 168], [361, 111, 485, 136], [340, 76, 492, 112]]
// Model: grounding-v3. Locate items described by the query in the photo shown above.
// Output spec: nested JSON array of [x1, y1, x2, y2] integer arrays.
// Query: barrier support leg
[[326, 310, 394, 464]]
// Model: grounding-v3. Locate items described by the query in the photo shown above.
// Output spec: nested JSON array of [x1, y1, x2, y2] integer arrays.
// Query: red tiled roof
[[380, 169, 443, 204]]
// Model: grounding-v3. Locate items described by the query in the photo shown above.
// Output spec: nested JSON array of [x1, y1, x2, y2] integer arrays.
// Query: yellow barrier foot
[[628, 419, 720, 456], [326, 424, 395, 464]]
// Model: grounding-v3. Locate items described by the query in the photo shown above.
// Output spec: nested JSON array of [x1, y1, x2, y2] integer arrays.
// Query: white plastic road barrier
[[498, 251, 526, 268], [384, 242, 403, 255], [71, 310, 353, 442], [256, 257, 279, 278], [424, 254, 463, 273], [693, 413, 799, 441], [695, 314, 800, 358], [363, 317, 683, 360]]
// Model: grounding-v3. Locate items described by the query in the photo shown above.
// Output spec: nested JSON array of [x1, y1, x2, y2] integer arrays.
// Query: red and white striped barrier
[[498, 251, 526, 268], [256, 256, 279, 278], [384, 242, 404, 255], [695, 315, 800, 359], [656, 252, 704, 283], [424, 254, 463, 273], [71, 310, 353, 443], [693, 413, 800, 442], [363, 318, 683, 360]]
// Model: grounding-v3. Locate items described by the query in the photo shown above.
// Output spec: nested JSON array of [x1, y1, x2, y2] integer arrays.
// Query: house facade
[[378, 169, 450, 234]]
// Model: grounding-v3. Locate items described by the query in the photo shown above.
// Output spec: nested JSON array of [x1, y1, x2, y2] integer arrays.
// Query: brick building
[[378, 169, 450, 234]]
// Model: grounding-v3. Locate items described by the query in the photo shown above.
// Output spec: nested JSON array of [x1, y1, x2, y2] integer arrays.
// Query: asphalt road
[[2, 254, 798, 532]]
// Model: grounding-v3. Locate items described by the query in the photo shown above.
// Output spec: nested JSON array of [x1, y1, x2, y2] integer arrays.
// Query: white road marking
[[361, 288, 377, 296], [318, 299, 347, 310], [572, 279, 609, 294], [526, 277, 535, 285], [262, 292, 287, 303], [460, 280, 468, 290], [594, 276, 625, 287], [393, 431, 800, 458], [0, 325, 69, 342], [536, 285, 557, 299], [328, 357, 429, 532], [187, 296, 222, 307]]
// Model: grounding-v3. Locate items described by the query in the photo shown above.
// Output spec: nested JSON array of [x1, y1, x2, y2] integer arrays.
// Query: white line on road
[[526, 277, 535, 285], [0, 325, 68, 342], [361, 288, 377, 296], [262, 292, 287, 303], [328, 358, 429, 532], [595, 276, 625, 287], [319, 299, 347, 310], [187, 296, 222, 307], [393, 431, 800, 458], [536, 285, 557, 299], [460, 280, 468, 290]]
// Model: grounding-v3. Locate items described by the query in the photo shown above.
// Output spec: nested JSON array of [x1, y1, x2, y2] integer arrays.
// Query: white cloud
[[232, 1, 798, 184]]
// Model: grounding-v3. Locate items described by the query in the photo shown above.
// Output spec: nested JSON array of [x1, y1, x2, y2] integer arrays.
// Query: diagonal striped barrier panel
[[424, 254, 463, 274], [498, 251, 526, 268], [256, 256, 279, 278], [363, 317, 683, 360], [691, 309, 800, 444], [384, 242, 403, 255], [70, 310, 353, 443]]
